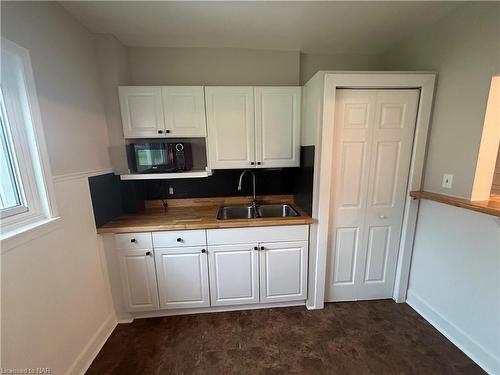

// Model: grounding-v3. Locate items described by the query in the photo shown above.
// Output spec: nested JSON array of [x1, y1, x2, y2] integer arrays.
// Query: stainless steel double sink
[[217, 204, 299, 220]]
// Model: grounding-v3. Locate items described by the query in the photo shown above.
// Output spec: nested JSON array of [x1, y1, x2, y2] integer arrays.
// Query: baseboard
[[407, 290, 499, 374], [65, 313, 117, 375], [130, 300, 306, 320], [116, 317, 134, 324]]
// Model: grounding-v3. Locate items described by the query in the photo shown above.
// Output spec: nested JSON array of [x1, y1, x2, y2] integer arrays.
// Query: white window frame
[[0, 38, 58, 238]]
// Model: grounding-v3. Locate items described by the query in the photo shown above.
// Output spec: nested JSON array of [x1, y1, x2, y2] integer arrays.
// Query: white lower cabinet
[[115, 225, 309, 313], [207, 225, 309, 307], [259, 241, 308, 303], [118, 249, 160, 312], [208, 244, 260, 306], [155, 246, 210, 309]]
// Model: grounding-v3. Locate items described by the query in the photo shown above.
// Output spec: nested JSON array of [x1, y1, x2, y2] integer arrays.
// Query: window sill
[[1, 216, 61, 254]]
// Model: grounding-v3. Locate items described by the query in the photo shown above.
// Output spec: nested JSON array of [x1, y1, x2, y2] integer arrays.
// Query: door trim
[[307, 72, 436, 309]]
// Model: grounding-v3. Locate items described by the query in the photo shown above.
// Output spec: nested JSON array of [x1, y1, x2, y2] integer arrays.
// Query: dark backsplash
[[88, 146, 314, 226], [293, 146, 314, 215], [140, 168, 297, 199], [88, 173, 124, 227], [88, 173, 145, 227]]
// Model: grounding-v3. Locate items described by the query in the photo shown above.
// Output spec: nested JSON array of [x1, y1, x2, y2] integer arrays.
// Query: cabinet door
[[155, 247, 210, 309], [208, 244, 259, 306], [259, 241, 308, 303], [118, 249, 159, 312], [205, 87, 255, 169], [119, 86, 165, 138], [255, 87, 301, 168], [162, 86, 206, 137]]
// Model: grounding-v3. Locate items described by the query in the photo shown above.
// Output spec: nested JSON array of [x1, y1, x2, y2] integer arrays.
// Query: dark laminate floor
[[87, 301, 484, 375]]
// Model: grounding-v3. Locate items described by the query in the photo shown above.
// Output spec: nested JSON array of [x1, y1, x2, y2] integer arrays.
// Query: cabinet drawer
[[115, 232, 152, 250], [207, 225, 309, 245], [152, 230, 206, 248]]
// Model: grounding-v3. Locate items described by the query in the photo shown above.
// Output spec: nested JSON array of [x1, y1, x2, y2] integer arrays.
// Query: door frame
[[307, 72, 436, 309]]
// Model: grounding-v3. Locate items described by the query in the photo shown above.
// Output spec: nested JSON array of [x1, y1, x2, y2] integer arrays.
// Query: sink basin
[[216, 204, 299, 220], [217, 205, 257, 220], [258, 204, 299, 218]]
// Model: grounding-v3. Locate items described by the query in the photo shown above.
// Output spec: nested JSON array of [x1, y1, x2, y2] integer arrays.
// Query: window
[[471, 75, 500, 200], [0, 38, 57, 237], [0, 90, 25, 216]]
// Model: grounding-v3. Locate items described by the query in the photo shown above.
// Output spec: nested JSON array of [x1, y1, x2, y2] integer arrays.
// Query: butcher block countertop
[[96, 195, 314, 234], [410, 191, 500, 217]]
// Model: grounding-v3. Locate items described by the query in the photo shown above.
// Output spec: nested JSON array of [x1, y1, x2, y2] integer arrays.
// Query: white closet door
[[205, 87, 256, 169], [162, 86, 206, 137], [255, 87, 301, 168], [326, 89, 419, 302]]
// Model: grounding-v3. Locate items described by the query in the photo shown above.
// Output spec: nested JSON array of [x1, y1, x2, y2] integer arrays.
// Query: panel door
[[326, 89, 419, 302], [119, 86, 165, 138], [208, 244, 259, 306], [255, 87, 301, 168], [327, 90, 376, 301], [205, 87, 256, 169], [118, 249, 159, 312], [155, 246, 210, 309], [162, 86, 207, 137], [259, 241, 308, 303], [359, 90, 419, 299]]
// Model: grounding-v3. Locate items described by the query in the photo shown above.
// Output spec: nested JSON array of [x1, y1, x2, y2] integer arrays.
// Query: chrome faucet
[[237, 170, 258, 208]]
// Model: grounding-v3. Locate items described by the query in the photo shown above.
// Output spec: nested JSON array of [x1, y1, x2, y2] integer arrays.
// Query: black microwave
[[129, 142, 192, 173]]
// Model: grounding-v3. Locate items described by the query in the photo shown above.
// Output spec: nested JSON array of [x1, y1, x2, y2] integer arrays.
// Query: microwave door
[[135, 148, 154, 172], [131, 143, 176, 173]]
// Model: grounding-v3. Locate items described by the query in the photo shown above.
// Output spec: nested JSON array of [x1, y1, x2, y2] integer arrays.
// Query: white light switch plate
[[442, 174, 453, 189]]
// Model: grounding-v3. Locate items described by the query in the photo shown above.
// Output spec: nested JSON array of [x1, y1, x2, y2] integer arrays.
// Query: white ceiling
[[61, 1, 462, 54]]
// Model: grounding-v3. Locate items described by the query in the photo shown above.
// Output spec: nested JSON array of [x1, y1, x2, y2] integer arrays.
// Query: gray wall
[[1, 2, 115, 373], [95, 34, 130, 174], [407, 201, 500, 373], [126, 47, 381, 87], [128, 47, 301, 86], [380, 3, 500, 372], [2, 2, 111, 176], [380, 2, 500, 199], [299, 52, 381, 84]]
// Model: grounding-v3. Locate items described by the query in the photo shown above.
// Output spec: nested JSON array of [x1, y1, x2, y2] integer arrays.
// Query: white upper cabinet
[[255, 87, 301, 168], [162, 86, 206, 137], [205, 87, 256, 169], [119, 85, 301, 166], [119, 86, 207, 138], [206, 86, 301, 169], [119, 86, 165, 138]]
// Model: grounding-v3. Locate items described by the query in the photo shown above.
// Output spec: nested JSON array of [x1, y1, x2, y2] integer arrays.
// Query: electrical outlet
[[168, 186, 174, 195], [442, 174, 453, 189]]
